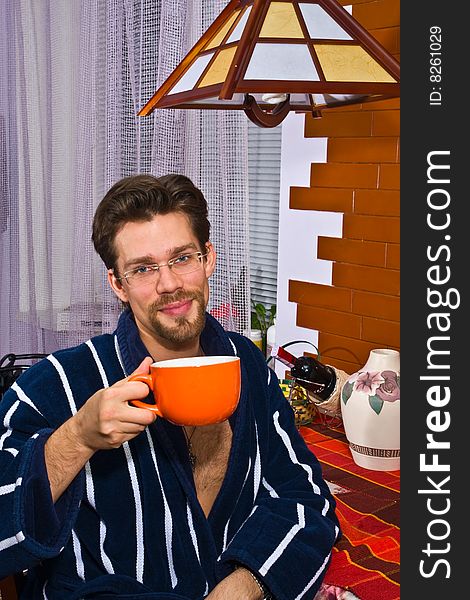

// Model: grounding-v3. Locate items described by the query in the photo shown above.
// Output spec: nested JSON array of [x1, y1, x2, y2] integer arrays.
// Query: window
[[247, 121, 282, 309]]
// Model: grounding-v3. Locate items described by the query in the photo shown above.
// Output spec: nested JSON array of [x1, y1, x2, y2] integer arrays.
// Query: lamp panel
[[227, 6, 252, 44], [299, 3, 352, 40], [199, 47, 238, 88], [314, 44, 397, 83], [245, 43, 319, 81], [205, 10, 241, 50], [260, 2, 304, 38], [169, 53, 213, 95]]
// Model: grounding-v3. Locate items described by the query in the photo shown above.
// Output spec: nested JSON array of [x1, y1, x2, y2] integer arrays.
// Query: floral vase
[[340, 349, 400, 471]]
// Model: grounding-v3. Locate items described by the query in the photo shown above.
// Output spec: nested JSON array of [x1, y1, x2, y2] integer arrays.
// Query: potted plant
[[250, 301, 276, 355]]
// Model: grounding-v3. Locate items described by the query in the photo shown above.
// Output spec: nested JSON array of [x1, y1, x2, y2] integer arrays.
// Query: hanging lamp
[[138, 0, 400, 127]]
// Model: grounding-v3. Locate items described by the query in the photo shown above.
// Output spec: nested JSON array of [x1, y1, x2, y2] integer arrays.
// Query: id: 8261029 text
[[429, 25, 442, 107]]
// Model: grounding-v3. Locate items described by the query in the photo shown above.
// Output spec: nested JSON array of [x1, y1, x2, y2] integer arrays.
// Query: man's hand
[[71, 356, 156, 452], [45, 357, 156, 502], [205, 567, 264, 600]]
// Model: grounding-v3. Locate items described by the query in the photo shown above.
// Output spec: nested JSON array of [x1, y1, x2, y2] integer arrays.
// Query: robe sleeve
[[0, 369, 85, 579], [217, 356, 340, 600]]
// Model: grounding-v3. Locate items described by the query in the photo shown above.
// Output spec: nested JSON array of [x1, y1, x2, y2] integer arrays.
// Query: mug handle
[[127, 373, 162, 415]]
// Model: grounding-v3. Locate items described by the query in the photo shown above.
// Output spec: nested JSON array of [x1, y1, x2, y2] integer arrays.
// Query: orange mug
[[128, 355, 241, 426]]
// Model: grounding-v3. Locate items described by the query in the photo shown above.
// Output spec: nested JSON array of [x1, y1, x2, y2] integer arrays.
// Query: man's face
[[108, 212, 215, 350]]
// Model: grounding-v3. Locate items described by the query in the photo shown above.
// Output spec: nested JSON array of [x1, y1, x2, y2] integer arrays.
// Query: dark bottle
[[272, 345, 337, 402], [290, 355, 336, 401]]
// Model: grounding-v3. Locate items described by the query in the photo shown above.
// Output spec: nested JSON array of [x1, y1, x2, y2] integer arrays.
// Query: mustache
[[150, 290, 199, 311]]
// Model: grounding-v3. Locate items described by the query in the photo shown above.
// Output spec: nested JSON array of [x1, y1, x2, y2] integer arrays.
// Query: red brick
[[363, 98, 400, 111], [379, 164, 400, 189], [318, 237, 386, 267], [386, 243, 400, 268], [289, 280, 351, 311], [372, 110, 400, 136], [343, 214, 400, 243], [353, 0, 400, 30], [310, 163, 378, 189], [352, 290, 400, 321], [305, 111, 372, 138], [371, 27, 400, 55], [318, 332, 381, 367], [297, 306, 361, 338], [290, 187, 353, 212], [362, 317, 400, 347], [332, 263, 400, 294], [354, 189, 400, 216], [327, 137, 399, 164]]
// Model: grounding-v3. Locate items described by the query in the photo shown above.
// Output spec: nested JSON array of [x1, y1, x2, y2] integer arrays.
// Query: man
[[0, 174, 340, 599]]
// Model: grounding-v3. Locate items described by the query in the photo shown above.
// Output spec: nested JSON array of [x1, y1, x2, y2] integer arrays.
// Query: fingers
[[119, 421, 149, 435], [75, 358, 157, 451], [131, 356, 153, 376], [104, 382, 156, 423], [116, 380, 150, 401], [125, 400, 157, 426]]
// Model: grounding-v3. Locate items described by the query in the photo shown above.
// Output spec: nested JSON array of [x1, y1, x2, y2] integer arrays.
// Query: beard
[[147, 289, 207, 345]]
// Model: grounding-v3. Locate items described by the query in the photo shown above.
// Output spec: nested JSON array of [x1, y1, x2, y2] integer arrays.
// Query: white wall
[[273, 112, 342, 377]]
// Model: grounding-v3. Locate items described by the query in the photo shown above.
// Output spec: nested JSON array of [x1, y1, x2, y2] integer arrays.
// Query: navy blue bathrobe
[[0, 310, 340, 599]]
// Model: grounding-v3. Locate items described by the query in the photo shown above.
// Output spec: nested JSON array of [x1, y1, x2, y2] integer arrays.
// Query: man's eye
[[135, 265, 152, 274], [173, 254, 191, 265]]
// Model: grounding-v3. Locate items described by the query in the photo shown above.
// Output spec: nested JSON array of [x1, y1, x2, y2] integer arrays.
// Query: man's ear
[[108, 269, 129, 303], [204, 242, 216, 278]]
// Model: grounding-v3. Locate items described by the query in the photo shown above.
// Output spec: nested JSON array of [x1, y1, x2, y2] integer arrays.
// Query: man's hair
[[92, 173, 210, 272]]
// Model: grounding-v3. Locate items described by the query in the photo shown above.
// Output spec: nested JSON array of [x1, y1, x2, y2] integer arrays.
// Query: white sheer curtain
[[0, 0, 250, 356]]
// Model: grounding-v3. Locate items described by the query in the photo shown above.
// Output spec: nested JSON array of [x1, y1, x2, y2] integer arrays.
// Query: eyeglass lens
[[126, 251, 206, 286]]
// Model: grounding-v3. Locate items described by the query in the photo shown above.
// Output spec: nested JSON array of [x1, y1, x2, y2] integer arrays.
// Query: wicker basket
[[279, 379, 317, 427]]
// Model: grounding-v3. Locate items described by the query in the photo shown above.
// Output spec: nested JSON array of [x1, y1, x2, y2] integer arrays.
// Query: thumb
[[131, 356, 153, 376]]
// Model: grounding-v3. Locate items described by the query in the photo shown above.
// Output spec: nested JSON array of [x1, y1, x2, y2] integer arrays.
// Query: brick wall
[[289, 0, 400, 374]]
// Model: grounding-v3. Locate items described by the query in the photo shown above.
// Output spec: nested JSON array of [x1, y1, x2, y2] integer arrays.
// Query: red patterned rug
[[300, 423, 400, 600]]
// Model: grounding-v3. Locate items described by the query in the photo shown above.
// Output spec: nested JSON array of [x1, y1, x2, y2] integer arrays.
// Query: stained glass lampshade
[[138, 0, 400, 127]]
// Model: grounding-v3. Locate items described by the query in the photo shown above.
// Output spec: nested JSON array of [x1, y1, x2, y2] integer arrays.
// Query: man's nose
[[154, 264, 183, 295]]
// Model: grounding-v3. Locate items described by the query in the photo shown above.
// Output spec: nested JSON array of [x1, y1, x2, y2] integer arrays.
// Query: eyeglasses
[[116, 250, 209, 288]]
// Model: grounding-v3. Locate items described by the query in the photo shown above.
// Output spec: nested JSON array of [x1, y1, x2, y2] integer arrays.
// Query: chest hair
[[187, 420, 233, 517]]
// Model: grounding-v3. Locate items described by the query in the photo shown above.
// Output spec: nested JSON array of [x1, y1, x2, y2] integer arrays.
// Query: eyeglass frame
[[114, 248, 210, 287]]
